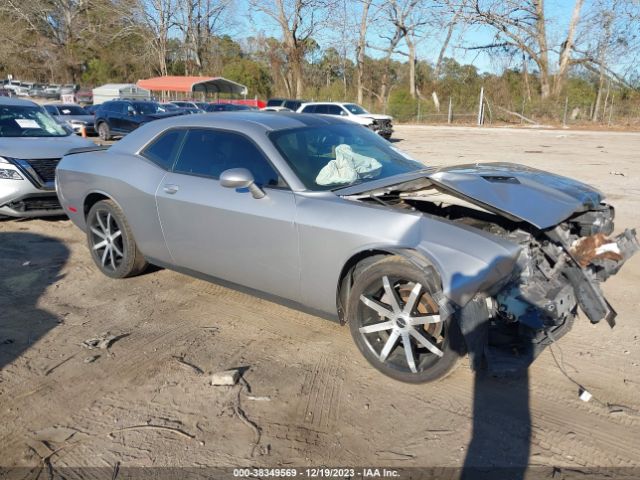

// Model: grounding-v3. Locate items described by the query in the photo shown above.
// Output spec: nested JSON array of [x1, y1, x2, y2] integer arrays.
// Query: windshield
[[343, 103, 368, 115], [270, 124, 424, 191], [58, 105, 88, 116], [133, 102, 161, 115], [0, 105, 69, 137]]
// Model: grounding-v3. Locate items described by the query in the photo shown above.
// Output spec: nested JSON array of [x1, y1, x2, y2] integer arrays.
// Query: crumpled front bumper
[[554, 227, 639, 327]]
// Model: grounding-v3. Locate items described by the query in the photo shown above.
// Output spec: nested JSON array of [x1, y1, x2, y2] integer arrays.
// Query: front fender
[[413, 217, 521, 306]]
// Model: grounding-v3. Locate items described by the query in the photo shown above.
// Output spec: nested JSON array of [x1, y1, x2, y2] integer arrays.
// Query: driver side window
[[173, 128, 286, 188]]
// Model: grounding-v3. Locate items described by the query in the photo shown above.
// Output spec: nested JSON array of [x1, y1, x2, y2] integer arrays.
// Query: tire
[[97, 122, 111, 141], [86, 199, 147, 278], [347, 256, 461, 383]]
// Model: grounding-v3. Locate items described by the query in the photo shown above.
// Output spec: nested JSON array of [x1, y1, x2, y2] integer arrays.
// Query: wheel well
[[84, 192, 110, 218], [336, 249, 391, 324]]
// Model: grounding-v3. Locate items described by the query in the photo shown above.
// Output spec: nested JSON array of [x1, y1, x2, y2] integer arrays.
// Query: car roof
[[0, 97, 39, 107], [111, 111, 355, 155], [299, 101, 346, 106]]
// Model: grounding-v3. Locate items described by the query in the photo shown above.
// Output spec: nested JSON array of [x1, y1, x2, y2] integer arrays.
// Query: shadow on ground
[[0, 231, 68, 370], [461, 370, 531, 480]]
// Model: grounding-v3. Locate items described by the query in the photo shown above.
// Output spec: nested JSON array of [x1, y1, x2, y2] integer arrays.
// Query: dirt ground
[[1, 125, 639, 477]]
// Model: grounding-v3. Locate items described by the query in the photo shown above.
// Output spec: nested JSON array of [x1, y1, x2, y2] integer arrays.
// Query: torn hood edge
[[340, 163, 605, 230]]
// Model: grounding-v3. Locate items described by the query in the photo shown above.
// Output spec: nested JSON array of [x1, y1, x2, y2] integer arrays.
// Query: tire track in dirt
[[297, 354, 344, 431]]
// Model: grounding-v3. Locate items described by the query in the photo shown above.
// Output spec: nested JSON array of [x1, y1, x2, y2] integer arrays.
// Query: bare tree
[[378, 0, 432, 100], [575, 0, 640, 121], [417, 0, 467, 110], [176, 0, 231, 75], [466, 0, 553, 98], [553, 0, 584, 95], [0, 0, 95, 81], [249, 0, 334, 98], [135, 0, 176, 76], [355, 0, 373, 104]]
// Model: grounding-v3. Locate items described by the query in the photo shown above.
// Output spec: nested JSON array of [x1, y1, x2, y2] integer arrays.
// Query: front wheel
[[347, 256, 461, 383], [86, 199, 147, 278]]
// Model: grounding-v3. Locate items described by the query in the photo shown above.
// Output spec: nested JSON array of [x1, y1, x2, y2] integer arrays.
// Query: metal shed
[[92, 84, 151, 105]]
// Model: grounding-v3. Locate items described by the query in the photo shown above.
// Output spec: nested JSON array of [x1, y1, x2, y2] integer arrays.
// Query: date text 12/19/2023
[[233, 468, 400, 478]]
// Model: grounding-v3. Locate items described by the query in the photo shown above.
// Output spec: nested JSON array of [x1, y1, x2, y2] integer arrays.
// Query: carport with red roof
[[137, 76, 248, 100]]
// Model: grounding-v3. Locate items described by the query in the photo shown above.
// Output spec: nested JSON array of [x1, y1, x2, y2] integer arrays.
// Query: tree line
[[0, 0, 639, 124]]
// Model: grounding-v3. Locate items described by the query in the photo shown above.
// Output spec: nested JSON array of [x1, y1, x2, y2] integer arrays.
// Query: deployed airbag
[[316, 144, 382, 186]]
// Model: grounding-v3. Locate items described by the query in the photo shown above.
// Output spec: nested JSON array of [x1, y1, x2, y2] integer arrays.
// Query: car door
[[155, 127, 301, 302], [121, 103, 140, 133], [107, 102, 124, 133], [325, 104, 344, 117]]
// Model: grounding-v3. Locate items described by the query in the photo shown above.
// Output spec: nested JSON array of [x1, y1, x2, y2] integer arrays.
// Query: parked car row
[[1, 80, 92, 102], [44, 104, 95, 135]]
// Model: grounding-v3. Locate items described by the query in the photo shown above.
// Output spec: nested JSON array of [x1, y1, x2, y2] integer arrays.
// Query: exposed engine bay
[[347, 178, 639, 375]]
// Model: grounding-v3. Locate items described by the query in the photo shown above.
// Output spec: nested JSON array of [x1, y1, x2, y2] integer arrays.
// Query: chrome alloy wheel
[[357, 276, 444, 374], [89, 209, 124, 271]]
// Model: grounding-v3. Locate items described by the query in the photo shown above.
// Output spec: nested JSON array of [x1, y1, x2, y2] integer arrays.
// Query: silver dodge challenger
[[56, 113, 638, 383]]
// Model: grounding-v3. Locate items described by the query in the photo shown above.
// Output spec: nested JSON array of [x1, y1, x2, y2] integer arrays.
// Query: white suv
[[296, 102, 393, 139], [0, 97, 93, 217]]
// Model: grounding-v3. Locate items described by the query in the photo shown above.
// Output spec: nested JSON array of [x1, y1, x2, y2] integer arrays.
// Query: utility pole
[[477, 87, 484, 126]]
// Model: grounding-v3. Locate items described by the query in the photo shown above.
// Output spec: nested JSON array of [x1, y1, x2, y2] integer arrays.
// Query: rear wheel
[[347, 256, 461, 383], [97, 122, 111, 141], [86, 200, 147, 278]]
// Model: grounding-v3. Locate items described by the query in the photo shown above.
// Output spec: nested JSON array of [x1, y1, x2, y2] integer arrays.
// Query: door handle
[[163, 184, 179, 194]]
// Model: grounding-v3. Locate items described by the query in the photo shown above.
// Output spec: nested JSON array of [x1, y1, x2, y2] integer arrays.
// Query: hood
[[56, 115, 95, 125], [0, 135, 94, 160], [428, 163, 603, 229], [358, 113, 393, 121]]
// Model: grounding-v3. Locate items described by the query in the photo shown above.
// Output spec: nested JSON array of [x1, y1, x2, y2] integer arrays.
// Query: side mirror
[[220, 168, 265, 199]]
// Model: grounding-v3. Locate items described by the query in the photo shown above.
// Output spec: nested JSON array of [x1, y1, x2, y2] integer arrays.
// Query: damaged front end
[[474, 210, 638, 375], [447, 205, 637, 375], [345, 168, 639, 375]]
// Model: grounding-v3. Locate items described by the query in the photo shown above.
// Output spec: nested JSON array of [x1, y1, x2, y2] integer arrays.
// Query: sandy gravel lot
[[1, 125, 639, 478]]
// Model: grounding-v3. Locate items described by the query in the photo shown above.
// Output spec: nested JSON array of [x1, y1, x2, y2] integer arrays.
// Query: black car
[[205, 103, 254, 112], [94, 100, 183, 140]]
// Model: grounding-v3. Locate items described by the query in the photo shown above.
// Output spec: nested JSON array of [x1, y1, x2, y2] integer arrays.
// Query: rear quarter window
[[141, 129, 186, 170]]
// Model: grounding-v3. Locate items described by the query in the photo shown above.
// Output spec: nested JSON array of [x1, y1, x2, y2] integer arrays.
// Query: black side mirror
[[220, 168, 265, 199]]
